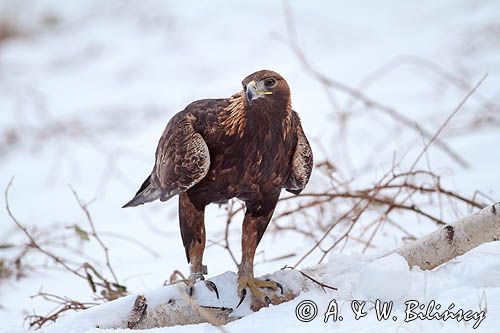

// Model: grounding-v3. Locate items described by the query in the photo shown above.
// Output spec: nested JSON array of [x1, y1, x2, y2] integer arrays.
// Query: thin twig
[[69, 186, 119, 284]]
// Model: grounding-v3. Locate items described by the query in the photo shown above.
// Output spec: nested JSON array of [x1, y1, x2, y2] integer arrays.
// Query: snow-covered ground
[[0, 1, 499, 332], [37, 246, 500, 333]]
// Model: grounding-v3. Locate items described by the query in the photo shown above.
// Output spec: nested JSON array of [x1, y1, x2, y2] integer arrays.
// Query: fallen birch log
[[395, 202, 500, 270], [45, 202, 500, 331]]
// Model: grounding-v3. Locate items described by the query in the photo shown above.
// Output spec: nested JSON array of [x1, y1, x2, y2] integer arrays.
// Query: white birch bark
[[395, 202, 500, 270]]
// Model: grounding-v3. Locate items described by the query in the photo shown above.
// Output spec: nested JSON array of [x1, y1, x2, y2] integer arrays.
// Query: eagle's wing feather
[[285, 112, 313, 195], [122, 113, 210, 208], [154, 115, 210, 200]]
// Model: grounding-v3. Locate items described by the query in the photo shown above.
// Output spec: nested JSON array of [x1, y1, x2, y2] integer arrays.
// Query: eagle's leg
[[178, 193, 218, 298], [237, 195, 283, 309]]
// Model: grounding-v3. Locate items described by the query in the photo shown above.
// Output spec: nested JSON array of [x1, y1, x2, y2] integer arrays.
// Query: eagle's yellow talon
[[237, 276, 281, 308]]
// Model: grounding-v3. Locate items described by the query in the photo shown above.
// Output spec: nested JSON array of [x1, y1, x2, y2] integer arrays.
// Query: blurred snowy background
[[0, 1, 499, 332]]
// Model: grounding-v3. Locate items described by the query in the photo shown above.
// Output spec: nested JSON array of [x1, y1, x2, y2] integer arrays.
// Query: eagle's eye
[[263, 78, 276, 88], [242, 83, 247, 90]]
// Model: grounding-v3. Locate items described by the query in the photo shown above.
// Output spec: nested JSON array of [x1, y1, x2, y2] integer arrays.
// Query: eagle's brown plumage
[[123, 70, 313, 307]]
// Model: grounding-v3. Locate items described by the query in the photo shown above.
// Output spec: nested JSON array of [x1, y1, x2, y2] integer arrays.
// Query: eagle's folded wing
[[285, 115, 313, 195], [153, 115, 210, 200]]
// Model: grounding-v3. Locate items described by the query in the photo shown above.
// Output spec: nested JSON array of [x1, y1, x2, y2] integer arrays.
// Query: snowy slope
[[0, 1, 499, 332]]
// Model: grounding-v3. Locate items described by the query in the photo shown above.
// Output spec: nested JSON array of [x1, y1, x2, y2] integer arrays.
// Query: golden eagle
[[123, 70, 313, 307]]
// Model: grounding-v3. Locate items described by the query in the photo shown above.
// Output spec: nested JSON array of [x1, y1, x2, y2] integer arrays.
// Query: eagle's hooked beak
[[245, 80, 272, 104], [245, 80, 258, 104]]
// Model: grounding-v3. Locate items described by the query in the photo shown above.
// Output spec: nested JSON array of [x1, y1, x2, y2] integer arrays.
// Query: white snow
[[0, 0, 499, 332]]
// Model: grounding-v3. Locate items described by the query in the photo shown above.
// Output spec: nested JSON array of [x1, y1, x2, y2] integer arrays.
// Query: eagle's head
[[241, 70, 290, 109]]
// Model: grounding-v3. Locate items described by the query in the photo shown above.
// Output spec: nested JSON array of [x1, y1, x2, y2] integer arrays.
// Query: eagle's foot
[[237, 276, 283, 310]]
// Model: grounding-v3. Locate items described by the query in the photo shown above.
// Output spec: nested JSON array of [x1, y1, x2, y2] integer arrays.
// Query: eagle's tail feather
[[122, 176, 161, 208]]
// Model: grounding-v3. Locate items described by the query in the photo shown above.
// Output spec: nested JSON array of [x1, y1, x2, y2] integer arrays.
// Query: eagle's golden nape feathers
[[219, 92, 246, 137], [123, 69, 313, 309]]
